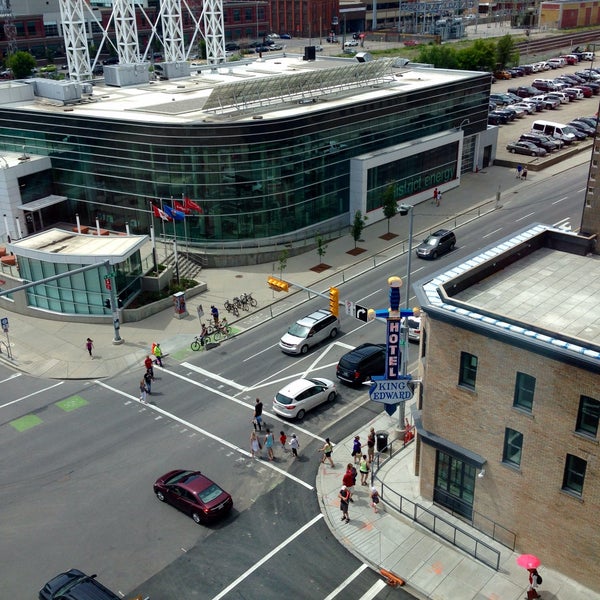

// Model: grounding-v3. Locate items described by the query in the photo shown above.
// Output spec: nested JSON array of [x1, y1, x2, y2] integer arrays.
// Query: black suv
[[39, 569, 120, 600], [519, 132, 560, 152], [336, 343, 386, 385], [415, 229, 456, 259]]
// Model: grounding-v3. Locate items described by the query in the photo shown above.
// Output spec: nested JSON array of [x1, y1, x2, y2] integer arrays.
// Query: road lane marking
[[0, 373, 21, 384], [181, 363, 246, 390], [358, 579, 388, 599], [515, 211, 535, 222], [552, 196, 568, 205], [242, 342, 281, 362], [301, 342, 337, 379], [211, 514, 323, 600], [95, 380, 314, 490], [482, 228, 502, 238], [323, 564, 369, 600], [0, 381, 64, 410]]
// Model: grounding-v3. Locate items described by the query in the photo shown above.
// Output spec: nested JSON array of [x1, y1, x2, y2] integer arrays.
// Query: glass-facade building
[[0, 61, 492, 247]]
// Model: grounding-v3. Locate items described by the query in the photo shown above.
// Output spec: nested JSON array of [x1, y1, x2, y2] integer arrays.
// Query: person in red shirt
[[144, 355, 154, 379], [343, 464, 355, 500]]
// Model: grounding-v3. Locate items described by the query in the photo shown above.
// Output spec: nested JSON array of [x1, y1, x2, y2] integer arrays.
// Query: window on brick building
[[458, 352, 477, 390], [233, 9, 241, 22], [562, 454, 587, 496], [576, 395, 600, 438], [502, 428, 523, 467], [513, 372, 535, 411]]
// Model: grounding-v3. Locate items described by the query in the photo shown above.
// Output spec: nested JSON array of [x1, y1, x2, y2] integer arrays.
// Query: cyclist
[[219, 317, 229, 335], [200, 323, 209, 348]]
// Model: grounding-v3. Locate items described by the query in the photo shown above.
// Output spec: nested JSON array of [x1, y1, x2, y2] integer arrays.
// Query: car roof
[[297, 309, 334, 326], [279, 378, 326, 396], [169, 470, 213, 493], [430, 229, 453, 237], [343, 343, 386, 359]]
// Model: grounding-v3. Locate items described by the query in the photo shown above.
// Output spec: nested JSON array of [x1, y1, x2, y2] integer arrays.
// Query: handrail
[[370, 439, 501, 571]]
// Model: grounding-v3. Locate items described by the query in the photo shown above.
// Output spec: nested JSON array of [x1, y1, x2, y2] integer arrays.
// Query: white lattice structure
[[161, 0, 186, 63], [59, 0, 92, 81], [202, 0, 226, 65], [113, 0, 141, 64]]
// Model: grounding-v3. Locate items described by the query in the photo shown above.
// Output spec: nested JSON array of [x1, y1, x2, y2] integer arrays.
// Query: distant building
[[414, 223, 599, 591]]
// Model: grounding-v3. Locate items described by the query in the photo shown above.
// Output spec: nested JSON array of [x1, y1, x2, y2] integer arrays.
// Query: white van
[[531, 120, 577, 144], [582, 51, 595, 61]]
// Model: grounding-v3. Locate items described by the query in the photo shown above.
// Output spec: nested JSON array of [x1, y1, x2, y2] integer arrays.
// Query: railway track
[[515, 29, 600, 57]]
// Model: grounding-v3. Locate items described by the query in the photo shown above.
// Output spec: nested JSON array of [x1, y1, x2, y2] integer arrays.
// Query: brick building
[[414, 223, 600, 591]]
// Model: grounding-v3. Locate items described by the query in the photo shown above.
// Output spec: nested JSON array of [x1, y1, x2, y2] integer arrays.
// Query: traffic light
[[267, 276, 289, 292], [329, 286, 339, 317]]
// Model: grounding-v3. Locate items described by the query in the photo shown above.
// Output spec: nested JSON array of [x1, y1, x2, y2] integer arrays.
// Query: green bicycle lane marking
[[9, 395, 89, 432]]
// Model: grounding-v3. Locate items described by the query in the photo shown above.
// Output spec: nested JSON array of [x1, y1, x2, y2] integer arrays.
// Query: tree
[[457, 39, 497, 72], [496, 34, 519, 69], [6, 51, 36, 79], [417, 44, 460, 69], [382, 184, 397, 234], [278, 248, 289, 278], [351, 210, 368, 249], [315, 234, 327, 263]]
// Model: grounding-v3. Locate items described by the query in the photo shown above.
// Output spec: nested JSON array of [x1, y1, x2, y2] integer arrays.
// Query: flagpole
[[148, 201, 159, 274], [181, 193, 189, 253], [159, 199, 168, 261], [170, 196, 180, 284]]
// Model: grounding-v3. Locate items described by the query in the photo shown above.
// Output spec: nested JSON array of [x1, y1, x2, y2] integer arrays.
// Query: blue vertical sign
[[386, 318, 401, 379]]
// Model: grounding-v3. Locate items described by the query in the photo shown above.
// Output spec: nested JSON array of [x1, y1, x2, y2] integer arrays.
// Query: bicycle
[[224, 299, 239, 317], [233, 295, 250, 311], [240, 292, 258, 308], [215, 319, 231, 338], [191, 335, 207, 351]]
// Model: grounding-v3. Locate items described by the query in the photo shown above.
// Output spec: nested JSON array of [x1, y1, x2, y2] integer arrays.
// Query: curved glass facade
[[0, 72, 490, 244]]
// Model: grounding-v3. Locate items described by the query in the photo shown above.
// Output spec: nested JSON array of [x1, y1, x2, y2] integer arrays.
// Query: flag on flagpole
[[164, 204, 186, 222], [184, 197, 203, 214], [174, 201, 191, 215], [152, 203, 172, 222]]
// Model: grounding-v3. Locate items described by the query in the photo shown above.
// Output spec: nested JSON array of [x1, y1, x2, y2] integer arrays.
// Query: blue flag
[[164, 204, 185, 221]]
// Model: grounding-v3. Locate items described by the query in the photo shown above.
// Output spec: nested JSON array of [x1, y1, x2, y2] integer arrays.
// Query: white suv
[[279, 309, 340, 355]]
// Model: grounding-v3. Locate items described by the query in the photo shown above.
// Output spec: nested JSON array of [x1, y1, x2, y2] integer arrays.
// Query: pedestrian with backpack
[[527, 569, 542, 599]]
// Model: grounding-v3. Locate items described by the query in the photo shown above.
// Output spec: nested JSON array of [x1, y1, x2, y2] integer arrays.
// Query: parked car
[[336, 343, 386, 385], [280, 33, 292, 39], [494, 70, 512, 80], [488, 111, 508, 125], [510, 102, 535, 115], [225, 42, 240, 51], [506, 140, 548, 157], [39, 569, 120, 600], [102, 56, 119, 65], [493, 108, 516, 122], [416, 229, 456, 259], [545, 91, 570, 104], [326, 36, 338, 43], [530, 94, 560, 109], [505, 104, 526, 118], [490, 93, 514, 106], [568, 120, 595, 136], [562, 124, 587, 140], [575, 116, 598, 128], [519, 132, 561, 152], [273, 377, 336, 419], [561, 88, 582, 101], [521, 97, 544, 111], [402, 314, 422, 342], [344, 40, 359, 47], [507, 85, 539, 98], [575, 85, 593, 97], [153, 469, 233, 524], [279, 309, 339, 354]]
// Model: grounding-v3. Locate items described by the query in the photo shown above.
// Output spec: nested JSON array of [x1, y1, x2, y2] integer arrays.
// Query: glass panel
[[576, 396, 600, 437], [503, 428, 523, 467], [563, 454, 586, 495], [513, 372, 535, 411], [459, 352, 477, 389]]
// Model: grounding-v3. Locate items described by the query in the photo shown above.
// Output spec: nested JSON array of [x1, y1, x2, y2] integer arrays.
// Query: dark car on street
[[154, 469, 233, 524], [336, 343, 386, 385], [39, 569, 120, 600], [416, 229, 456, 259], [506, 140, 548, 157]]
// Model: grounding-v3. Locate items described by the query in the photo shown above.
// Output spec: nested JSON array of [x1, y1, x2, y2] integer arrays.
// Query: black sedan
[[506, 141, 548, 157], [39, 569, 119, 600], [154, 469, 233, 524]]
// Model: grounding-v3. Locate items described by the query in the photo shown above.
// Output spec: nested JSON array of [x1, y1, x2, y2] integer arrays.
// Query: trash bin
[[376, 431, 389, 452]]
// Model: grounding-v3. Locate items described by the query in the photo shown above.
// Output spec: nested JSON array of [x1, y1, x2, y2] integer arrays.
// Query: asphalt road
[[0, 164, 586, 599]]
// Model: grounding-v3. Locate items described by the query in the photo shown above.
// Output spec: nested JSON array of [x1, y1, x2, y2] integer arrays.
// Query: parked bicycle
[[233, 296, 249, 311], [224, 299, 239, 317], [240, 292, 258, 308]]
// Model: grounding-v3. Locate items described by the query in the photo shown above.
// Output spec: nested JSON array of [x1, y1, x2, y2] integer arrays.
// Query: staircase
[[163, 251, 205, 281]]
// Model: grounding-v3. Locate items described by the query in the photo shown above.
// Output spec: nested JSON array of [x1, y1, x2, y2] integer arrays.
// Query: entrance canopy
[[19, 195, 67, 211]]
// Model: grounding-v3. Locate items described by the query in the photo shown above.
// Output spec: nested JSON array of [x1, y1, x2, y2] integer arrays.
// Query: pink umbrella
[[517, 554, 541, 570]]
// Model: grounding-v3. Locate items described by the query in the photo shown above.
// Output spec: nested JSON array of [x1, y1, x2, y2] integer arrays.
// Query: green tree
[[456, 39, 497, 71], [382, 184, 397, 234], [315, 234, 327, 263], [6, 51, 36, 79], [417, 44, 460, 69], [278, 248, 289, 278], [496, 34, 519, 69], [351, 210, 368, 249]]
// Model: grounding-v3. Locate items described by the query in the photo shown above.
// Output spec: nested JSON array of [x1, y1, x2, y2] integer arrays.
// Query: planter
[[141, 266, 173, 293]]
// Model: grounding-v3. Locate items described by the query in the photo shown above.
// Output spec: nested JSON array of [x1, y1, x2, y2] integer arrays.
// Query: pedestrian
[[370, 486, 380, 513], [144, 369, 153, 394], [367, 427, 375, 465], [319, 437, 335, 467], [338, 485, 350, 523], [253, 398, 263, 431], [250, 430, 262, 458], [139, 379, 147, 403], [516, 164, 523, 179], [522, 166, 528, 180], [85, 337, 94, 357], [279, 430, 288, 452], [200, 322, 209, 348], [527, 569, 542, 600], [264, 428, 275, 461], [436, 189, 442, 206], [289, 433, 300, 458], [211, 304, 219, 326], [351, 435, 362, 465], [432, 187, 438, 205], [153, 343, 163, 367], [144, 355, 154, 378], [342, 463, 355, 500], [359, 454, 370, 485]]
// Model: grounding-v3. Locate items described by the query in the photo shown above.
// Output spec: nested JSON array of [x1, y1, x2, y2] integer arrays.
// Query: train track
[[515, 29, 600, 58]]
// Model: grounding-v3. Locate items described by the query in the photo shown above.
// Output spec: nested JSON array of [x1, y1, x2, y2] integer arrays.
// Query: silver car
[[273, 377, 337, 419], [279, 309, 340, 355]]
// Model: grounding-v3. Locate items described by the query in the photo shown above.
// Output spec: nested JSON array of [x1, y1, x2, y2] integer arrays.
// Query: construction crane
[[0, 0, 17, 56]]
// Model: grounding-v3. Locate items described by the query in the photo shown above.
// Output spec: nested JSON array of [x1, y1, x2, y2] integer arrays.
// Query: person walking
[[370, 486, 380, 513], [289, 433, 300, 458], [264, 428, 275, 461], [522, 166, 528, 181], [527, 569, 542, 600], [85, 338, 94, 358], [144, 355, 154, 378], [516, 164, 523, 179], [279, 430, 288, 453], [367, 427, 375, 465], [153, 343, 163, 367], [250, 431, 262, 458], [319, 437, 335, 467], [139, 379, 147, 403], [253, 398, 263, 431], [210, 304, 219, 326], [342, 463, 355, 500], [436, 189, 442, 206], [432, 187, 438, 205], [359, 454, 370, 485], [143, 370, 153, 395], [351, 435, 362, 465], [338, 485, 350, 523]]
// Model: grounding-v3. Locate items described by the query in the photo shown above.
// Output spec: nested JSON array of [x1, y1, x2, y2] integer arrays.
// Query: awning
[[19, 195, 68, 211]]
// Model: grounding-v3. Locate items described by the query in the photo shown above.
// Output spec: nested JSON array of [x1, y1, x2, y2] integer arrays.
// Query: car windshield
[[425, 237, 439, 246], [197, 483, 224, 503], [563, 126, 577, 134], [287, 323, 310, 337], [275, 391, 294, 405], [406, 318, 420, 329], [166, 470, 195, 485]]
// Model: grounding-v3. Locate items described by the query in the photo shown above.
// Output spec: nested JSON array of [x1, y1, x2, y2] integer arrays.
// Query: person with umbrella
[[517, 554, 542, 599]]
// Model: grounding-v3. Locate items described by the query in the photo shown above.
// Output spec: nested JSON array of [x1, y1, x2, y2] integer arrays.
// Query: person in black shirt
[[253, 398, 263, 431]]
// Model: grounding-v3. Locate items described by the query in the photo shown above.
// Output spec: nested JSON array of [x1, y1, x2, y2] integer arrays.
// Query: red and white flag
[[152, 203, 172, 221], [174, 201, 191, 215], [184, 197, 203, 214]]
